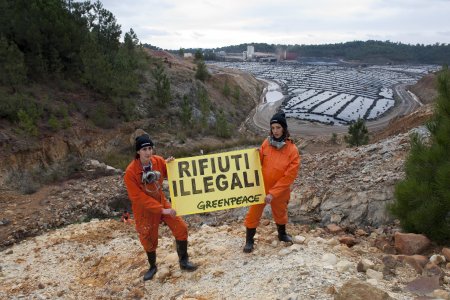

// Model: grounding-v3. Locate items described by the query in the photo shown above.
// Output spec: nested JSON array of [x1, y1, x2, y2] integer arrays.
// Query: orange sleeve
[[259, 140, 266, 165], [268, 143, 301, 198], [155, 156, 168, 179], [124, 166, 163, 214]]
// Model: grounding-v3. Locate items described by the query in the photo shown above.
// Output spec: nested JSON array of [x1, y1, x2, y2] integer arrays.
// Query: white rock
[[279, 248, 292, 256], [315, 237, 326, 244], [359, 258, 375, 271], [326, 238, 340, 246], [336, 260, 353, 273], [366, 268, 383, 281], [430, 254, 446, 265], [432, 289, 449, 300], [321, 253, 338, 266], [293, 235, 306, 244], [289, 244, 302, 252], [366, 278, 378, 286]]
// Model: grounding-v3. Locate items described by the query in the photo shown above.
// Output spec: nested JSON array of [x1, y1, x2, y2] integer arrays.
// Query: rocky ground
[[1, 127, 449, 299], [0, 218, 449, 299]]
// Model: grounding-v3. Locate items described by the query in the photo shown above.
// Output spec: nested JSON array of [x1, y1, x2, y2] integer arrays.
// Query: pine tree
[[198, 88, 210, 127], [195, 61, 210, 82], [0, 36, 26, 88], [152, 64, 171, 107], [233, 85, 240, 101], [216, 110, 230, 138], [389, 67, 450, 243], [181, 95, 192, 125], [344, 118, 369, 147], [194, 49, 203, 61], [222, 80, 231, 97]]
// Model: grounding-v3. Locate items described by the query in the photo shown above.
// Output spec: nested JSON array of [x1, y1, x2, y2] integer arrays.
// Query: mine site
[[1, 1, 449, 300]]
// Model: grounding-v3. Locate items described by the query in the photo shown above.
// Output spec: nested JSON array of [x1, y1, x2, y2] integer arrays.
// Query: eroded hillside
[[0, 50, 264, 193]]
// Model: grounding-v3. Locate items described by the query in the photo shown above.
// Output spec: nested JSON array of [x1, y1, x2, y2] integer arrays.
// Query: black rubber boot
[[176, 240, 197, 271], [277, 224, 293, 243], [243, 227, 256, 253], [143, 251, 157, 281]]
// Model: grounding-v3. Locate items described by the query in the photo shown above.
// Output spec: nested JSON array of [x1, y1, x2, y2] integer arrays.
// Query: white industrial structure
[[247, 45, 254, 58], [243, 45, 255, 61]]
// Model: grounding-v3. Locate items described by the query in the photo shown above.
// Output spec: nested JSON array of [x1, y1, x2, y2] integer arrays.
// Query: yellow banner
[[167, 148, 265, 216]]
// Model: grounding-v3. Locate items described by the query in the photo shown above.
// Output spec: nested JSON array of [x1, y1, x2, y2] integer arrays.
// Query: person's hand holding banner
[[167, 148, 266, 215]]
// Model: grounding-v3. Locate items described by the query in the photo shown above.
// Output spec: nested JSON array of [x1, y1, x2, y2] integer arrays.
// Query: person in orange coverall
[[124, 134, 197, 281], [243, 111, 300, 253]]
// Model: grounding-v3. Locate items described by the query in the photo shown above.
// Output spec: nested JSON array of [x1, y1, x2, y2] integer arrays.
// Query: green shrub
[[89, 104, 114, 128], [48, 114, 60, 131], [102, 151, 130, 171], [17, 109, 38, 136], [330, 133, 338, 144]]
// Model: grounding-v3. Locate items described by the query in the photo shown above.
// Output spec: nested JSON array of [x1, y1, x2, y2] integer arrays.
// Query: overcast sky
[[100, 0, 450, 50]]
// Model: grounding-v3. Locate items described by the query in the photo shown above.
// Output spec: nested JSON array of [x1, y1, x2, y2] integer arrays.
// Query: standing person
[[243, 112, 300, 253], [124, 134, 197, 281]]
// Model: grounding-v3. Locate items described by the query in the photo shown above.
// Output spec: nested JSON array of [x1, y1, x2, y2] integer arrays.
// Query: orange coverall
[[124, 155, 188, 252], [244, 138, 300, 228]]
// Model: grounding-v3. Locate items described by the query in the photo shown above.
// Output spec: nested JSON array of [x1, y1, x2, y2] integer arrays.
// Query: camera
[[142, 165, 161, 184]]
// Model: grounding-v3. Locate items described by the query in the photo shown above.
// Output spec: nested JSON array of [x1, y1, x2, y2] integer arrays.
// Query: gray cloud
[[100, 0, 450, 49]]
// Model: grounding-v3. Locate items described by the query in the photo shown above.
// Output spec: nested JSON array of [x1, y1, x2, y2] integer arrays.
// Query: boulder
[[334, 279, 393, 300], [357, 258, 375, 272], [404, 276, 440, 296], [326, 224, 343, 234], [442, 247, 450, 261], [338, 236, 357, 247], [394, 232, 430, 255]]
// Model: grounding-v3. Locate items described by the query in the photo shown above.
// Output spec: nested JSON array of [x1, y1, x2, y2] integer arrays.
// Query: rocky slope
[[0, 126, 423, 250], [408, 73, 438, 105]]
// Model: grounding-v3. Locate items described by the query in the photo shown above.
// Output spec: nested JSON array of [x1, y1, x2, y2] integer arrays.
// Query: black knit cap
[[135, 134, 154, 151], [270, 111, 287, 129]]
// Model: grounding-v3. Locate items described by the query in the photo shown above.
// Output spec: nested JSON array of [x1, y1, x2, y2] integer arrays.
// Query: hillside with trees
[[0, 0, 264, 193]]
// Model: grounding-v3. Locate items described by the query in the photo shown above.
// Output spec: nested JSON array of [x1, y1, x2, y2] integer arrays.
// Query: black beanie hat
[[135, 134, 154, 151], [270, 111, 287, 129]]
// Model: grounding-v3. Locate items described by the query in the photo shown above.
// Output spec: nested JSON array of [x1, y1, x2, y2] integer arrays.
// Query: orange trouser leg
[[244, 203, 266, 228], [162, 215, 188, 241], [244, 197, 289, 228], [138, 214, 161, 252], [271, 197, 289, 225]]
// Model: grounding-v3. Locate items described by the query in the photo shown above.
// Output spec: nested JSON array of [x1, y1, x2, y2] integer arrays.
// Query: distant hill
[[182, 41, 450, 65]]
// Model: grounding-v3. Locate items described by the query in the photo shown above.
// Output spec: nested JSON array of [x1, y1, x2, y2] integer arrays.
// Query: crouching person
[[124, 134, 197, 281]]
